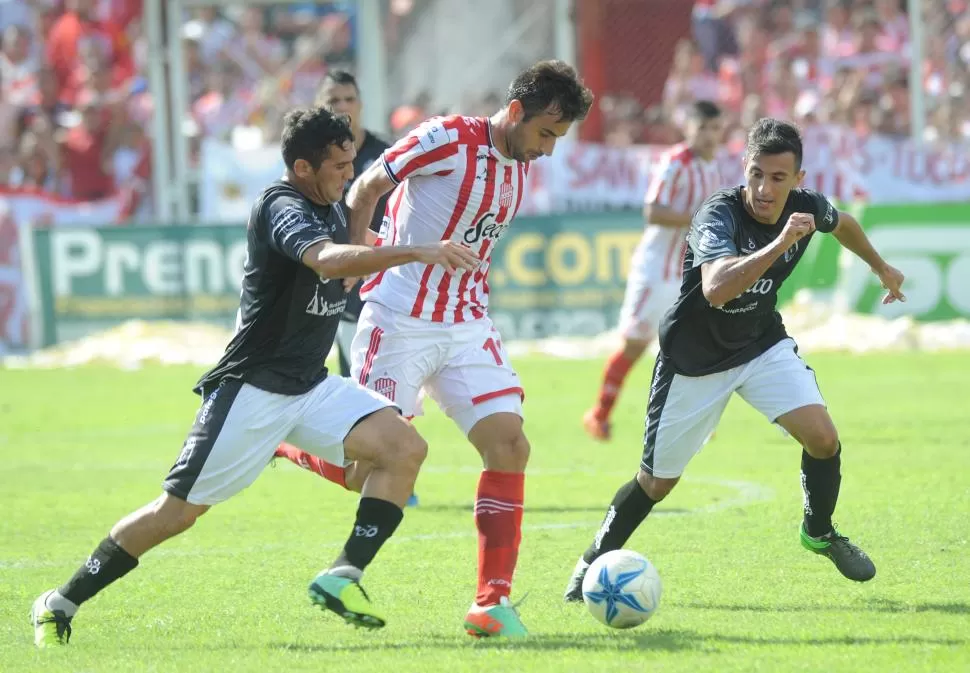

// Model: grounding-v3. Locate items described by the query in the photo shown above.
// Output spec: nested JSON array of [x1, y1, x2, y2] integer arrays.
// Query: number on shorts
[[483, 337, 503, 365]]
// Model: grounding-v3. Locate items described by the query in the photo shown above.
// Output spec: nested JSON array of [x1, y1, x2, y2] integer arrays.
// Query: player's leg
[[737, 339, 875, 582], [286, 373, 427, 628], [424, 326, 528, 637], [31, 380, 296, 646], [584, 273, 677, 440], [273, 305, 426, 506], [273, 316, 358, 481], [565, 354, 734, 601]]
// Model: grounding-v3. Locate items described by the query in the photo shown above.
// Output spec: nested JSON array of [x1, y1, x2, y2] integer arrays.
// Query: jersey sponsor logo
[[464, 212, 508, 244], [747, 237, 757, 250], [718, 301, 759, 314], [271, 206, 314, 245], [377, 215, 392, 241], [305, 286, 347, 316], [417, 122, 450, 153], [372, 376, 397, 401], [745, 278, 774, 295], [475, 154, 490, 181], [784, 240, 800, 263], [823, 202, 835, 228]]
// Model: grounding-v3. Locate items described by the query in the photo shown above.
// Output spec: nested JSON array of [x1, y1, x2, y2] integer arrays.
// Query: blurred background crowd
[[605, 0, 970, 151], [0, 0, 966, 219]]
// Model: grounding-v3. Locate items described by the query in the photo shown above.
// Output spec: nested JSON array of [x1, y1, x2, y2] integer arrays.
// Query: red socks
[[593, 351, 636, 420], [474, 470, 525, 606], [274, 443, 347, 489]]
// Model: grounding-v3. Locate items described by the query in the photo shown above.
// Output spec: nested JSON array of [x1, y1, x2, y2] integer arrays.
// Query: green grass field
[[1, 353, 968, 672]]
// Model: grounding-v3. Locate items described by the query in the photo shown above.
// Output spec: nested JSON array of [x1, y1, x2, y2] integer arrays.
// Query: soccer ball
[[582, 549, 662, 629]]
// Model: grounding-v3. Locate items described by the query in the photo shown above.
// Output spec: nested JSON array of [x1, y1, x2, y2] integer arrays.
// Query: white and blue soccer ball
[[582, 549, 662, 629]]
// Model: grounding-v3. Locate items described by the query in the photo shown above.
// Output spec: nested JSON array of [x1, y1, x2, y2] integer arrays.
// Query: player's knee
[[803, 427, 840, 459], [387, 424, 428, 474], [485, 431, 530, 471], [636, 469, 679, 501], [154, 494, 208, 537]]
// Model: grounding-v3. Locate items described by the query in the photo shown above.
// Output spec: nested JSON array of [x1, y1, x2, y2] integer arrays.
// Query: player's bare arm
[[833, 211, 906, 304], [302, 239, 479, 279], [700, 213, 815, 307], [346, 160, 396, 245], [644, 202, 693, 228]]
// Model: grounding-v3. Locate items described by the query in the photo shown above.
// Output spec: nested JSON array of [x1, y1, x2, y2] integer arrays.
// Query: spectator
[[59, 93, 113, 200], [46, 0, 134, 104]]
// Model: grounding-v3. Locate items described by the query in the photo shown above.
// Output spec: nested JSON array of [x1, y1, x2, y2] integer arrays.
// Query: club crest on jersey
[[499, 182, 514, 209], [372, 377, 397, 401], [464, 212, 508, 244]]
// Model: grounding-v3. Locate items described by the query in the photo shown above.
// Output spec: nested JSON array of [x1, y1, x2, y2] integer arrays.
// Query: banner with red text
[[200, 125, 970, 221]]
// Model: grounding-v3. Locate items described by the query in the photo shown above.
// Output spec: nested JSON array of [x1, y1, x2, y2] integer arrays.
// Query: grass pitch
[[1, 352, 968, 672]]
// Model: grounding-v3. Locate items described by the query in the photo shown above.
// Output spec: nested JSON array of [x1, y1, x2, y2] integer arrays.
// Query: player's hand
[[414, 241, 480, 275], [780, 213, 816, 246], [343, 276, 360, 292], [874, 263, 906, 304]]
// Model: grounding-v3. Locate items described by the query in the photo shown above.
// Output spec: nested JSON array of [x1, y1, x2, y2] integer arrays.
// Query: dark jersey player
[[564, 118, 906, 600], [30, 107, 480, 647], [273, 71, 420, 507], [314, 70, 393, 377]]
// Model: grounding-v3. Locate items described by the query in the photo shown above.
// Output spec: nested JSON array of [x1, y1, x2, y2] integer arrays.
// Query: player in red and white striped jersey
[[277, 61, 593, 638], [584, 101, 725, 441]]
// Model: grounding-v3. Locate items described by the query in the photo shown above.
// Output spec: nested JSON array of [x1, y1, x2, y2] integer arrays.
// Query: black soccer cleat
[[800, 524, 876, 582], [563, 558, 590, 602]]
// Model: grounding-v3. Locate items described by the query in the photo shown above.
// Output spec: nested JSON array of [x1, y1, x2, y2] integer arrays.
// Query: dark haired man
[[272, 71, 423, 506], [30, 107, 480, 647], [584, 100, 725, 441], [275, 59, 594, 638], [564, 118, 905, 600]]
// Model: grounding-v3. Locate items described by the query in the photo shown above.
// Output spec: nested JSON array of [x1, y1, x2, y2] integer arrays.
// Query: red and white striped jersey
[[635, 144, 724, 281], [360, 115, 529, 323]]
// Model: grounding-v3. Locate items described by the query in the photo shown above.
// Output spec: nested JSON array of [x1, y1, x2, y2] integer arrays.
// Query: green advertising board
[[25, 214, 645, 346], [25, 203, 970, 348], [27, 225, 248, 346]]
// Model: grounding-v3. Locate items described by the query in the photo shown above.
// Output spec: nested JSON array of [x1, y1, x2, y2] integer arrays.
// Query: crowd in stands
[[603, 0, 970, 150], [0, 0, 362, 219], [2, 0, 968, 220]]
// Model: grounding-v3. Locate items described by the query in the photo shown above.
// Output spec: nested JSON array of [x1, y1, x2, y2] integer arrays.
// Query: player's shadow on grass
[[683, 598, 970, 615], [273, 630, 697, 653], [273, 628, 964, 654]]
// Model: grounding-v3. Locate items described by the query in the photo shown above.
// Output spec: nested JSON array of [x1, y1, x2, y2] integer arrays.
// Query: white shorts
[[618, 268, 681, 341], [641, 338, 826, 478], [351, 301, 524, 435], [163, 377, 392, 505]]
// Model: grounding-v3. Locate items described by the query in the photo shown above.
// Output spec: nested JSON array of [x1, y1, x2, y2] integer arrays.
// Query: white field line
[[0, 476, 774, 569]]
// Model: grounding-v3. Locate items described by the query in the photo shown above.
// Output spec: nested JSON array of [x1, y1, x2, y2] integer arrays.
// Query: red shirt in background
[[45, 11, 134, 104], [62, 125, 114, 200]]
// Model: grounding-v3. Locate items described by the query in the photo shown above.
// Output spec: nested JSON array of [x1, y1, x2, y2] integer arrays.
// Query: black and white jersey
[[195, 180, 349, 396], [342, 130, 392, 322], [658, 186, 840, 376]]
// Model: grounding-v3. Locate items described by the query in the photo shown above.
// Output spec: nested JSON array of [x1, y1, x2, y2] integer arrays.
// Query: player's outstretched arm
[[833, 211, 906, 304], [701, 213, 815, 307], [301, 239, 479, 279], [346, 160, 395, 245]]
